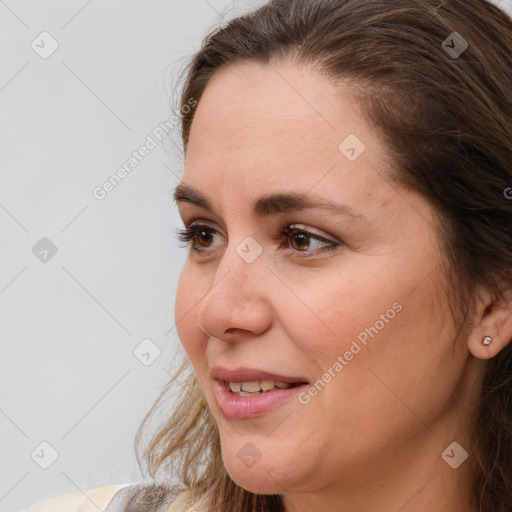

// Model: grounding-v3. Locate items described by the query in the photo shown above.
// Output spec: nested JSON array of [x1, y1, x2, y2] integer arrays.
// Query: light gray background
[[1, 1, 511, 511]]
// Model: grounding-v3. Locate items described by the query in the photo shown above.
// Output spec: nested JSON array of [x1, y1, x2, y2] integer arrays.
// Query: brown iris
[[197, 228, 215, 247], [289, 231, 311, 251]]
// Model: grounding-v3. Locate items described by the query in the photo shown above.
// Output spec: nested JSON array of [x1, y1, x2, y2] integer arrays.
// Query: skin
[[173, 59, 512, 512]]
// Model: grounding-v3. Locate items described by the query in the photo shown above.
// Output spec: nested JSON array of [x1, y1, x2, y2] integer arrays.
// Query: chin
[[221, 446, 295, 495], [226, 467, 284, 495]]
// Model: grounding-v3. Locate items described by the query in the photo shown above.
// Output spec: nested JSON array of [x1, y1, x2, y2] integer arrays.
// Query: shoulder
[[166, 488, 209, 512], [23, 482, 207, 512], [24, 483, 132, 512]]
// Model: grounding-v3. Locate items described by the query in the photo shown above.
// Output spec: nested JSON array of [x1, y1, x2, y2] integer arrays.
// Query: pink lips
[[211, 365, 309, 419], [211, 366, 309, 384]]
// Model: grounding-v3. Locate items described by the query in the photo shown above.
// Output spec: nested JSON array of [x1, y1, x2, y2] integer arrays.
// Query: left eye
[[280, 225, 339, 253], [175, 223, 340, 255]]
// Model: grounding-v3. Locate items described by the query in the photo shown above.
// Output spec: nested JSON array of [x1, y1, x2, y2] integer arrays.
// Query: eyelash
[[174, 223, 340, 257]]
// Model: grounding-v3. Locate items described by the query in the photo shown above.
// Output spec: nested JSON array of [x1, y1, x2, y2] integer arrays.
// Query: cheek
[[174, 264, 205, 360], [309, 274, 456, 429], [276, 271, 402, 363]]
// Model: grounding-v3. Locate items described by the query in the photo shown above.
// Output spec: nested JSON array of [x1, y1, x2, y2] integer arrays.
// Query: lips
[[211, 365, 309, 384], [213, 370, 310, 418]]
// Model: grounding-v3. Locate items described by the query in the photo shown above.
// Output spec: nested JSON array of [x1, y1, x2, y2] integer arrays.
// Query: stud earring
[[482, 335, 493, 346]]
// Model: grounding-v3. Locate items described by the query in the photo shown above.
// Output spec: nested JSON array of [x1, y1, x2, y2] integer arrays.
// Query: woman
[[26, 0, 512, 511]]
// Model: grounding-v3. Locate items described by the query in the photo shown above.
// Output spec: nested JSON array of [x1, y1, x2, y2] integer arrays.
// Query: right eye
[[175, 223, 222, 253]]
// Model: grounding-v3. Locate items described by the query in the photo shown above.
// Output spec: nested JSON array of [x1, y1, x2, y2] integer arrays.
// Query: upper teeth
[[229, 380, 293, 393]]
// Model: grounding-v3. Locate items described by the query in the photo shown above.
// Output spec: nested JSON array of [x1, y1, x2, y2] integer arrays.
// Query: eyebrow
[[172, 182, 366, 221]]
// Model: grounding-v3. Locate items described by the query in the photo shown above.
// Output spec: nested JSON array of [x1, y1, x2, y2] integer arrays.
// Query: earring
[[482, 335, 493, 346]]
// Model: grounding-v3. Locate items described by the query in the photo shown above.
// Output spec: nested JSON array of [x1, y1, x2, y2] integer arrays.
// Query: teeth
[[241, 381, 261, 392], [229, 382, 241, 393], [227, 380, 295, 394], [261, 380, 275, 391]]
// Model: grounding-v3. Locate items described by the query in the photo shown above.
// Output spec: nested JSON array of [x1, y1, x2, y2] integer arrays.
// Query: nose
[[195, 244, 273, 343]]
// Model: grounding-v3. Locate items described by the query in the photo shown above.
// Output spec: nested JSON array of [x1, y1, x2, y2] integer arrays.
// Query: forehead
[[184, 60, 386, 199], [186, 60, 368, 161], [180, 60, 444, 244]]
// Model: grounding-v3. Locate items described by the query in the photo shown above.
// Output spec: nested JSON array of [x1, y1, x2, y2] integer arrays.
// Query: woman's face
[[174, 60, 480, 507]]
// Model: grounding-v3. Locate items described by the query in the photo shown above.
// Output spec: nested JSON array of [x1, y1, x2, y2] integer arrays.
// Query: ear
[[468, 286, 512, 360]]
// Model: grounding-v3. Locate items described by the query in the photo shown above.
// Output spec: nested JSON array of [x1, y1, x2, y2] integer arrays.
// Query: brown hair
[[135, 1, 512, 511]]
